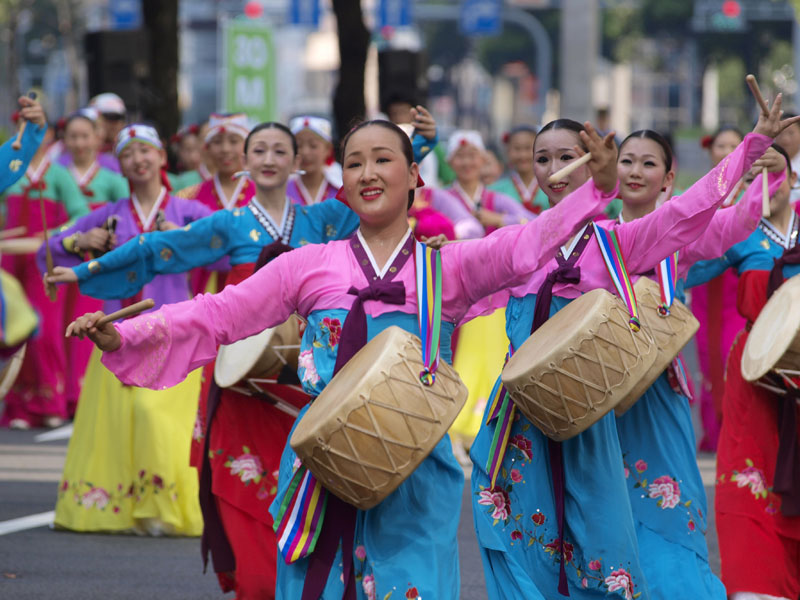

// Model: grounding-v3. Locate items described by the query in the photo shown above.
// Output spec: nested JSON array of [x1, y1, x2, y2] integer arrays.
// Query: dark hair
[[340, 119, 417, 209], [771, 142, 792, 175], [701, 125, 743, 149], [504, 124, 538, 145], [245, 122, 297, 155], [619, 129, 674, 172], [535, 119, 587, 152], [381, 91, 420, 117], [64, 112, 97, 130]]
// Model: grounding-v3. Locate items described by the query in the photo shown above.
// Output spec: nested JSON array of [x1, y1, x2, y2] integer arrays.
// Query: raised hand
[[752, 93, 800, 139], [410, 105, 437, 141], [578, 121, 618, 194], [65, 311, 122, 352], [17, 95, 46, 127]]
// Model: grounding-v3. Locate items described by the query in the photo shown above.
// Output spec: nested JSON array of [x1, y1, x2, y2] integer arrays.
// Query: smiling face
[[118, 141, 166, 186], [449, 143, 484, 186], [207, 131, 245, 177], [64, 117, 99, 164], [617, 137, 673, 208], [244, 127, 297, 190], [533, 128, 589, 205], [341, 124, 418, 228], [709, 130, 742, 167], [507, 130, 536, 176], [295, 129, 332, 176]]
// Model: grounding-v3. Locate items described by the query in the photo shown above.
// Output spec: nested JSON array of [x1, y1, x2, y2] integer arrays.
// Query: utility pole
[[559, 0, 599, 123]]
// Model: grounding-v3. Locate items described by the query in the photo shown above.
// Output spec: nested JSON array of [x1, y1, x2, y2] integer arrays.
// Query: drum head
[[214, 327, 277, 388], [742, 274, 800, 382]]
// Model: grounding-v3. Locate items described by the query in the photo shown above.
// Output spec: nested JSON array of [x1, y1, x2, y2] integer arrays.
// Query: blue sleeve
[[302, 198, 360, 242], [685, 256, 731, 289], [412, 130, 438, 165], [74, 210, 237, 299], [0, 123, 45, 193]]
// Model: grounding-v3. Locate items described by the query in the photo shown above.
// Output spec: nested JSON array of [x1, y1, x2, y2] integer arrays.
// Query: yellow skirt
[[450, 309, 509, 443], [54, 347, 204, 536]]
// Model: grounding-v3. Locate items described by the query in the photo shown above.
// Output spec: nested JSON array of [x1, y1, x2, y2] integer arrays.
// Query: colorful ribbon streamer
[[274, 465, 328, 564], [656, 252, 679, 316], [415, 241, 443, 385], [594, 223, 641, 331]]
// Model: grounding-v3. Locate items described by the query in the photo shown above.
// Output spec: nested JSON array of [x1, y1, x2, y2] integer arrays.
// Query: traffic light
[[712, 0, 743, 31]]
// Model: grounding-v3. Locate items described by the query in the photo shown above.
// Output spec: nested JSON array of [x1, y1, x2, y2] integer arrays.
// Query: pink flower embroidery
[[82, 487, 110, 509], [624, 467, 630, 479], [510, 434, 533, 460], [544, 539, 574, 563], [362, 574, 376, 600], [733, 466, 768, 498], [582, 577, 588, 588], [510, 469, 523, 483], [532, 512, 545, 525], [588, 559, 601, 571], [648, 475, 681, 509], [298, 350, 320, 385], [152, 475, 164, 489], [688, 520, 696, 531], [634, 459, 648, 473], [112, 506, 120, 513], [405, 587, 420, 600], [604, 568, 634, 599], [511, 530, 522, 541], [478, 487, 511, 520], [60, 480, 68, 492], [355, 545, 367, 560], [256, 487, 270, 500], [229, 454, 263, 484], [321, 317, 342, 348]]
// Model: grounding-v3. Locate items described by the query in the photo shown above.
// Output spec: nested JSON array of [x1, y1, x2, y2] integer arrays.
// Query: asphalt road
[[0, 427, 719, 600]]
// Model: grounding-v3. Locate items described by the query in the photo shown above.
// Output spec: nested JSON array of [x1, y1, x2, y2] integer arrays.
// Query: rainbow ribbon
[[484, 347, 516, 488], [594, 223, 641, 331], [656, 252, 679, 316], [273, 465, 328, 564], [415, 241, 443, 386]]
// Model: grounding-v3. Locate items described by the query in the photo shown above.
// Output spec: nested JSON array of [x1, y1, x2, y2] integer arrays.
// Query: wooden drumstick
[[12, 91, 38, 151], [37, 186, 57, 302], [11, 121, 26, 151], [746, 74, 770, 116], [95, 299, 156, 328], [762, 166, 771, 218], [548, 152, 593, 184]]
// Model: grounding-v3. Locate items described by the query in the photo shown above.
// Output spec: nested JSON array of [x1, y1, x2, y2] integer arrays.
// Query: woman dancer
[[687, 143, 800, 600], [65, 118, 618, 599], [178, 113, 254, 293], [43, 124, 212, 535], [607, 130, 785, 598], [490, 125, 549, 214], [49, 122, 360, 599], [691, 126, 748, 451], [1, 117, 88, 429], [286, 116, 340, 206], [470, 105, 790, 599]]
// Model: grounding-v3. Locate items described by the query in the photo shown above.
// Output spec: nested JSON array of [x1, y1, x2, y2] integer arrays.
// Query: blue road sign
[[289, 0, 321, 27], [377, 0, 412, 28], [460, 0, 502, 36]]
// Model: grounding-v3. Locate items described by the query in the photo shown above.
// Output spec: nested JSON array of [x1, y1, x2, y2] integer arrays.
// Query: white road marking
[[34, 424, 73, 443], [0, 511, 54, 536]]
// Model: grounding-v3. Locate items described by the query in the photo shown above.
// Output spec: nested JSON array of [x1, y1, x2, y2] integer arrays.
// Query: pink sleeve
[[679, 169, 785, 274], [101, 250, 303, 389], [615, 132, 771, 275], [443, 178, 618, 315]]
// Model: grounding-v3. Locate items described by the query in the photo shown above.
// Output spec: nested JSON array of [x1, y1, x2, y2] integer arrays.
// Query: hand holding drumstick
[[12, 93, 45, 150], [65, 299, 155, 352], [547, 122, 617, 194]]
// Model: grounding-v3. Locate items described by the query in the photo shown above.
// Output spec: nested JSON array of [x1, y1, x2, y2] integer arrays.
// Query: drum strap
[[594, 223, 641, 331]]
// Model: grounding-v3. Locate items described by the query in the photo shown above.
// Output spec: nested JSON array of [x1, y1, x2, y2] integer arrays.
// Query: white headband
[[205, 113, 251, 144], [446, 130, 486, 161], [289, 116, 332, 143], [115, 124, 162, 157]]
